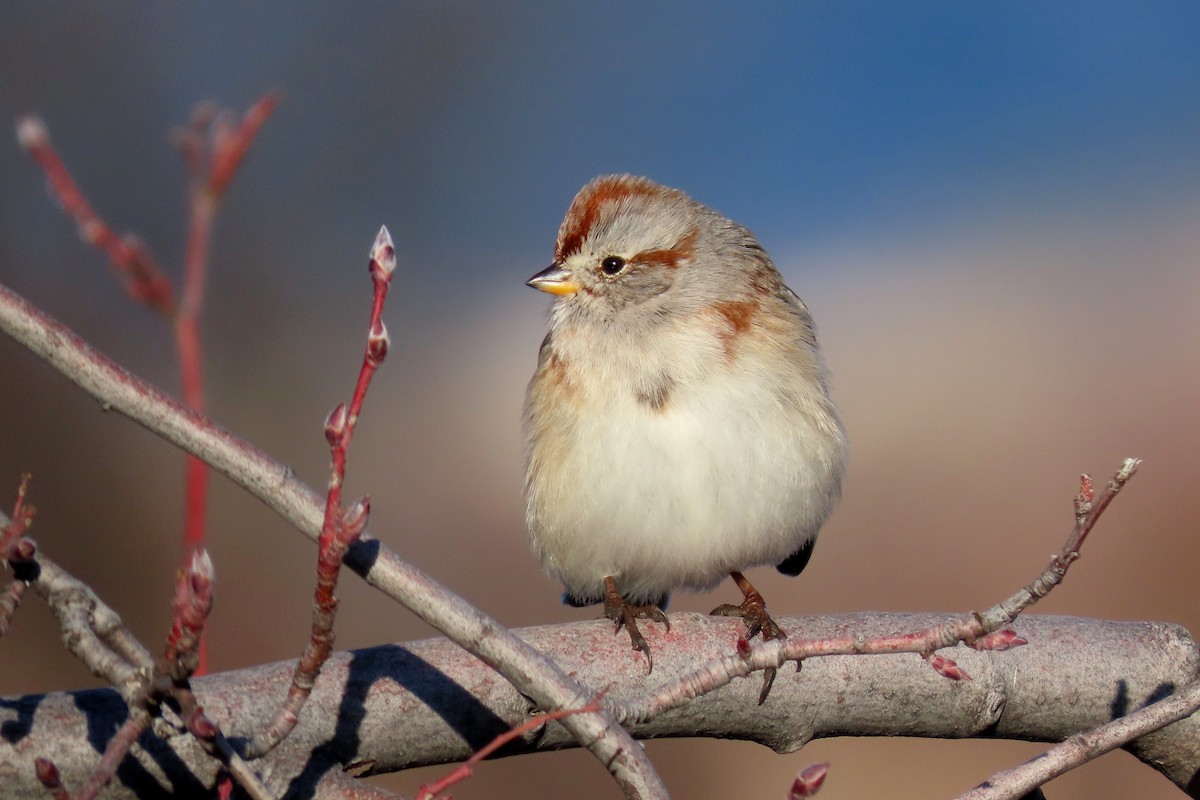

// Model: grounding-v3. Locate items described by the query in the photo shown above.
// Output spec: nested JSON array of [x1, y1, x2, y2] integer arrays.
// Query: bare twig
[[158, 549, 215, 683], [244, 228, 393, 759], [173, 93, 278, 588], [614, 460, 1139, 723], [16, 117, 174, 314], [1, 501, 152, 694], [0, 282, 667, 799], [415, 694, 605, 800], [959, 679, 1200, 800], [0, 472, 34, 557], [17, 97, 278, 675], [0, 579, 25, 637], [33, 550, 219, 800], [157, 552, 278, 799], [39, 711, 155, 800]]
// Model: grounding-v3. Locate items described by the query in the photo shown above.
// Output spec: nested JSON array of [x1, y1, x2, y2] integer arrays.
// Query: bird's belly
[[528, 378, 839, 604]]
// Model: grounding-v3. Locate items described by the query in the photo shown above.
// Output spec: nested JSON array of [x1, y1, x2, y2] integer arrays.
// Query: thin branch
[[959, 679, 1200, 800], [613, 460, 1140, 724], [15, 117, 175, 314], [0, 579, 25, 637], [0, 474, 34, 637], [39, 710, 155, 800], [33, 550, 218, 800], [172, 94, 276, 671], [1, 504, 151, 695], [17, 97, 278, 675], [174, 92, 277, 586], [0, 281, 667, 800], [415, 694, 604, 800], [244, 228, 393, 759]]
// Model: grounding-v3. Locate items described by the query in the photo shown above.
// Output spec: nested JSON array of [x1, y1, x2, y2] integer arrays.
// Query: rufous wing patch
[[711, 299, 760, 361]]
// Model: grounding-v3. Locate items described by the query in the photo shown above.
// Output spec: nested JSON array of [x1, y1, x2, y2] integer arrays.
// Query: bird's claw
[[710, 574, 789, 704], [604, 578, 669, 673]]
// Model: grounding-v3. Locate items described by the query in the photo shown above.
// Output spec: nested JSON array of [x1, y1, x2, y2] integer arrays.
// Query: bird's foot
[[604, 576, 669, 673], [710, 571, 788, 704]]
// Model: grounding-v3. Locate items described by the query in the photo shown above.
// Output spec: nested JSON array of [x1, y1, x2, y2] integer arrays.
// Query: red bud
[[928, 654, 970, 680], [325, 403, 348, 445], [789, 762, 830, 798]]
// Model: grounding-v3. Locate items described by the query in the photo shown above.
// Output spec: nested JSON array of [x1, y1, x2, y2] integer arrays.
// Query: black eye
[[600, 256, 626, 275]]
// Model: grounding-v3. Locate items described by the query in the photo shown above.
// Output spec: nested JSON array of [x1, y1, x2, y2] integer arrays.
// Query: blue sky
[[3, 3, 1198, 291]]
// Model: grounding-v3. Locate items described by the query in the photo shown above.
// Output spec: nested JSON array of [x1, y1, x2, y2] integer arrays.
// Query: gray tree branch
[[2, 614, 1197, 798]]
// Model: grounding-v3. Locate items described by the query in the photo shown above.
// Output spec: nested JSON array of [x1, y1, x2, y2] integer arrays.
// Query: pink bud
[[969, 629, 1027, 652], [16, 116, 48, 150], [34, 757, 60, 788], [928, 654, 970, 681], [736, 635, 752, 659], [367, 320, 390, 363], [188, 549, 216, 608], [1078, 473, 1095, 504], [189, 710, 219, 740], [370, 225, 396, 281], [342, 497, 371, 539], [325, 403, 348, 445], [12, 537, 36, 561], [190, 548, 215, 583], [789, 762, 830, 798]]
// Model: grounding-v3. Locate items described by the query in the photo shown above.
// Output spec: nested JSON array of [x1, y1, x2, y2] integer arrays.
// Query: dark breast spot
[[635, 376, 674, 412]]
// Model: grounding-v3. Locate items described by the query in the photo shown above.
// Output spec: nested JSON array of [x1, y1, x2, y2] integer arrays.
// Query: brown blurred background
[[2, 4, 1199, 798]]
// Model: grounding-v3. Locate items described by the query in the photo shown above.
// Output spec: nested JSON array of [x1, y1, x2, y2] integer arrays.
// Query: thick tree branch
[[2, 614, 1197, 798]]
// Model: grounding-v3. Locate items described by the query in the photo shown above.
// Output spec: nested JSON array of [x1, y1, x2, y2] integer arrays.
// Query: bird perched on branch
[[523, 175, 846, 700]]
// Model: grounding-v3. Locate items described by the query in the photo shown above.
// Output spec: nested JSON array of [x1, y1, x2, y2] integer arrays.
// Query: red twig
[[16, 97, 277, 676], [0, 580, 25, 637], [158, 549, 215, 682], [416, 694, 606, 800], [206, 93, 279, 198], [16, 117, 175, 314], [18, 95, 277, 674], [34, 549, 219, 800], [0, 474, 36, 637], [243, 226, 395, 759], [0, 472, 34, 557], [174, 93, 277, 671]]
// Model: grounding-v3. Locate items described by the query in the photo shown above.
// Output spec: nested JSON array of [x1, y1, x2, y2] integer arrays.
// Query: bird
[[522, 174, 846, 700]]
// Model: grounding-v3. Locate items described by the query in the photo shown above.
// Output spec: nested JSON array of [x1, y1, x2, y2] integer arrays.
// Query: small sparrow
[[523, 175, 846, 699]]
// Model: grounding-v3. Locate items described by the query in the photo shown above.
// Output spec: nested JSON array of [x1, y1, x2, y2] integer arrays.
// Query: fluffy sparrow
[[523, 175, 846, 698]]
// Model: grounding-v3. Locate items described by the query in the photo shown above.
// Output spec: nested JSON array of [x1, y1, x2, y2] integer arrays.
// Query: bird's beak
[[526, 263, 581, 295]]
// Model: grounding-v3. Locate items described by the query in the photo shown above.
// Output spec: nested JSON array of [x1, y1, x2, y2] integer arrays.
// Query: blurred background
[[2, 3, 1199, 798]]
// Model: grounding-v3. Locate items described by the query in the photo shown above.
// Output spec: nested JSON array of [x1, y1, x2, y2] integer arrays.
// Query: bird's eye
[[600, 256, 626, 275]]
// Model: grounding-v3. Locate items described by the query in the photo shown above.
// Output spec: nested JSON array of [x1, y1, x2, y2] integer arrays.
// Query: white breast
[[525, 316, 844, 605]]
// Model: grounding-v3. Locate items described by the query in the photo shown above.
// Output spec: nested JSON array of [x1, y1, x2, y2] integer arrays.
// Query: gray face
[[558, 193, 701, 320]]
